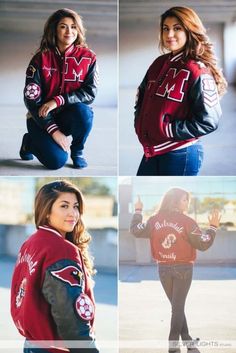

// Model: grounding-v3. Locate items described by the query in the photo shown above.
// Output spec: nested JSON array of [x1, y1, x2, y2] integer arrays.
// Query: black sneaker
[[19, 133, 33, 160], [72, 155, 88, 169]]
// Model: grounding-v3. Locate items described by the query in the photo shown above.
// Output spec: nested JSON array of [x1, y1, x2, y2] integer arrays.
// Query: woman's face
[[56, 17, 78, 51], [178, 194, 189, 213], [162, 16, 187, 54], [48, 192, 80, 237]]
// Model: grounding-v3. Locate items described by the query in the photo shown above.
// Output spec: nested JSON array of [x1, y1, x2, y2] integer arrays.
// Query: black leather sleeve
[[134, 73, 148, 125], [24, 57, 57, 131], [63, 61, 99, 106], [170, 73, 222, 140], [130, 212, 152, 238], [42, 259, 99, 353], [187, 225, 216, 251]]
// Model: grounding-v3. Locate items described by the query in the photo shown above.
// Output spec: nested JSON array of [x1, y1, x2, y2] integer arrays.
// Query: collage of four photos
[[0, 1, 236, 353]]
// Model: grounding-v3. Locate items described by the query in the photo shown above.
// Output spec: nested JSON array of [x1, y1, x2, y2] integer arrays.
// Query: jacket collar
[[55, 43, 75, 57], [170, 51, 184, 62], [38, 225, 63, 237]]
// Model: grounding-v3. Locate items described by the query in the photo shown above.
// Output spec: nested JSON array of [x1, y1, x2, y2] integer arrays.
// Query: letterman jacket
[[24, 44, 98, 136], [11, 226, 99, 353], [134, 52, 222, 158], [130, 210, 217, 263]]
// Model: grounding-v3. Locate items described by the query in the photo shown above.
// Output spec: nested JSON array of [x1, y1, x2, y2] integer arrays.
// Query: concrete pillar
[[224, 22, 236, 85]]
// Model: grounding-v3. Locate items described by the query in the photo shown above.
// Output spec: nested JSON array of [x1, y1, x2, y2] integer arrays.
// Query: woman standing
[[134, 6, 227, 175], [20, 8, 98, 169], [11, 180, 99, 353], [130, 188, 221, 353]]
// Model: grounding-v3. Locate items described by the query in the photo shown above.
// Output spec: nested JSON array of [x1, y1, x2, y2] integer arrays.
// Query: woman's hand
[[135, 195, 143, 211], [208, 209, 221, 228], [39, 99, 57, 118], [52, 130, 70, 152]]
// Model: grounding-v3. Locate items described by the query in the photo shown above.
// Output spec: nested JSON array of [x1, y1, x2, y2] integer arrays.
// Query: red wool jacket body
[[11, 226, 98, 353], [24, 44, 98, 135], [130, 210, 217, 263], [134, 52, 222, 158]]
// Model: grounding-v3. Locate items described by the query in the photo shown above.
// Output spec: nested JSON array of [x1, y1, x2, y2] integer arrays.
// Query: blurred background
[[0, 176, 118, 353], [0, 0, 117, 175], [119, 176, 236, 264], [119, 0, 236, 175]]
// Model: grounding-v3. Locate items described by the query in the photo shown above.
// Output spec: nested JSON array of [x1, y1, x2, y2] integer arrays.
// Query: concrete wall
[[120, 229, 236, 265], [224, 22, 236, 85], [0, 1, 117, 107], [0, 224, 117, 272], [120, 21, 229, 88]]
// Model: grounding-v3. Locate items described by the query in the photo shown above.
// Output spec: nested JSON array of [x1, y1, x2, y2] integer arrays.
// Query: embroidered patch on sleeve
[[75, 293, 95, 321], [16, 278, 27, 308], [137, 222, 146, 230], [51, 265, 84, 287], [202, 78, 218, 108], [26, 65, 36, 78], [191, 226, 203, 236], [25, 83, 41, 100], [201, 233, 211, 242]]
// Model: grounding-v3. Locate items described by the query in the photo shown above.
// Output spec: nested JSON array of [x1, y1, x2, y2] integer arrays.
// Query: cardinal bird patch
[[51, 265, 84, 287]]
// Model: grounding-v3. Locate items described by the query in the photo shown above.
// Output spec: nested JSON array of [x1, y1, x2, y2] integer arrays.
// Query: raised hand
[[208, 209, 221, 228], [135, 195, 143, 211]]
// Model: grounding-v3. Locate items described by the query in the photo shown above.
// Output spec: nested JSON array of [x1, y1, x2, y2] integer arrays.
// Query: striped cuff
[[54, 95, 65, 107], [209, 225, 217, 232], [165, 123, 174, 138], [46, 123, 59, 135]]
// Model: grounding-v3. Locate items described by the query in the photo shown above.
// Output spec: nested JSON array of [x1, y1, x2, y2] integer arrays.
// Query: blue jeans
[[137, 142, 204, 176], [158, 264, 193, 351], [26, 103, 93, 169]]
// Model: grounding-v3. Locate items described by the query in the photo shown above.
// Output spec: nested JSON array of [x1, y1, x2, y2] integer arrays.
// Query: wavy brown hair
[[159, 6, 227, 96], [159, 188, 190, 213], [38, 8, 87, 52], [35, 180, 95, 275]]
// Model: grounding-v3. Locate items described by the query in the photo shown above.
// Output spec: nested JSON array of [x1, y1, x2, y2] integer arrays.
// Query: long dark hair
[[38, 8, 87, 52], [159, 188, 190, 213], [35, 180, 94, 275], [159, 6, 227, 96]]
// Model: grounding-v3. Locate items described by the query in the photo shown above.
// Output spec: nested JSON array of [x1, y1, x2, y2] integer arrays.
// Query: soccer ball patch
[[25, 83, 41, 100], [75, 293, 94, 321]]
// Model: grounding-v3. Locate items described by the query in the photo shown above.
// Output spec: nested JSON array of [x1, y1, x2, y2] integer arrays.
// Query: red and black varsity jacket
[[130, 210, 217, 263], [134, 52, 222, 158], [24, 44, 98, 135], [11, 226, 99, 353]]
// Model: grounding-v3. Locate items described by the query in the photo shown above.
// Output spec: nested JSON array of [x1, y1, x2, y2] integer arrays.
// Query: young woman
[[11, 180, 99, 353], [130, 188, 221, 353], [134, 6, 227, 176], [20, 8, 98, 169]]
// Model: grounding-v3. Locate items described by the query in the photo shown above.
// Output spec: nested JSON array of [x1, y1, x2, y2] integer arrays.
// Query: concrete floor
[[0, 256, 118, 353], [0, 105, 117, 176], [119, 86, 236, 176], [119, 264, 236, 353]]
